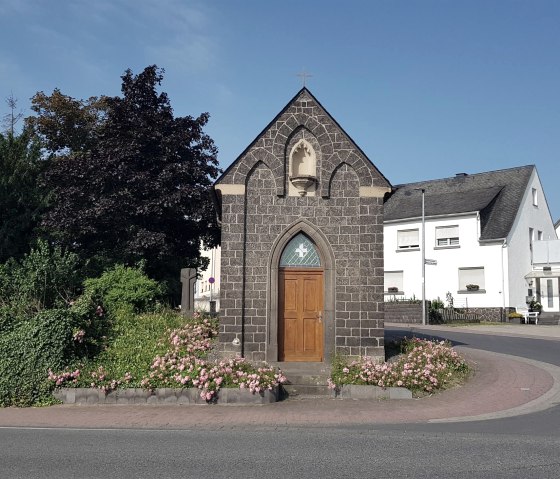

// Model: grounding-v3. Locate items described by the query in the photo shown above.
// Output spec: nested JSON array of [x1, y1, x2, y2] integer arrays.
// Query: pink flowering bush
[[48, 367, 81, 387], [141, 315, 286, 401], [328, 338, 469, 395], [88, 366, 133, 393], [167, 316, 218, 356], [142, 355, 286, 401], [48, 365, 133, 394]]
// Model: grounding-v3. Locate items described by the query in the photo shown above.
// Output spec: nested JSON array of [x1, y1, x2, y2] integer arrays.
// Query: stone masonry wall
[[384, 302, 423, 324], [219, 165, 385, 361], [217, 90, 389, 362]]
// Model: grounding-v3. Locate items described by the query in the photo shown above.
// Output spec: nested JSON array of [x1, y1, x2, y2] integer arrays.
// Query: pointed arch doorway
[[278, 233, 324, 361]]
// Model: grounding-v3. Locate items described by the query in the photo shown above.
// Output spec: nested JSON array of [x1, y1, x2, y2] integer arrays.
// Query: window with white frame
[[532, 188, 538, 206], [538, 230, 543, 241], [397, 229, 419, 249], [435, 225, 459, 247], [384, 271, 403, 292], [458, 267, 485, 291]]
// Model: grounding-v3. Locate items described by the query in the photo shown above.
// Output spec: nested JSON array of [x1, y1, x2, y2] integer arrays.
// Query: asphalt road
[[2, 426, 560, 479], [386, 326, 560, 366], [2, 328, 560, 478]]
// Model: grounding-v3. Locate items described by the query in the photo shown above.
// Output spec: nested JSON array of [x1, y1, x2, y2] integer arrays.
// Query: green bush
[[67, 287, 112, 359], [73, 309, 187, 388], [430, 297, 445, 310], [83, 264, 163, 316], [0, 309, 75, 406], [0, 239, 81, 317]]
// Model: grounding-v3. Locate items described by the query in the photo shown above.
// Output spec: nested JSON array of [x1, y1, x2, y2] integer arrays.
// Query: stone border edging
[[53, 387, 279, 405], [53, 384, 413, 405], [333, 384, 413, 400]]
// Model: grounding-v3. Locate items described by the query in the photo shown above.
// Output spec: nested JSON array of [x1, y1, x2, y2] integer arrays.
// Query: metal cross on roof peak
[[297, 69, 313, 87]]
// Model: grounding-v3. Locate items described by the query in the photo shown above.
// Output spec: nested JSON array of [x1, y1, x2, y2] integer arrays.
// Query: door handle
[[317, 311, 323, 323]]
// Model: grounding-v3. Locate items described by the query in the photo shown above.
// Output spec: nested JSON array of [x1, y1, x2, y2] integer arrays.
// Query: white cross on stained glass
[[280, 233, 321, 267], [295, 243, 308, 258]]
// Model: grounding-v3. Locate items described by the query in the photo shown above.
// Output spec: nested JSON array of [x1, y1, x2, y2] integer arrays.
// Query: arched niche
[[288, 139, 317, 196]]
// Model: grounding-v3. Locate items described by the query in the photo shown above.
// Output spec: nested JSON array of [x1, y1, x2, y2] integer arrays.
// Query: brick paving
[[0, 345, 557, 430]]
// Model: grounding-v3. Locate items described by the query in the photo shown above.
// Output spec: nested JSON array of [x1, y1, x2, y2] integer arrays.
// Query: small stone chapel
[[213, 88, 391, 363]]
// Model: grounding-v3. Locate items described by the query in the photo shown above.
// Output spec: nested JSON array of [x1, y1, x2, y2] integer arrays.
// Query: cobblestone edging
[[53, 387, 279, 405], [334, 384, 413, 400]]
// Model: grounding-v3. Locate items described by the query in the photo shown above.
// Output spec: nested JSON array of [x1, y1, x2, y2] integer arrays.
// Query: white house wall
[[194, 246, 221, 312], [506, 168, 556, 308], [384, 214, 506, 308]]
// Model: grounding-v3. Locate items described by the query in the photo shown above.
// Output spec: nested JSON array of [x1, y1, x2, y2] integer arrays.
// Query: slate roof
[[384, 165, 535, 241]]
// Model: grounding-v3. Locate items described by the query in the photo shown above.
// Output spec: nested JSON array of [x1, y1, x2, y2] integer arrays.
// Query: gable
[[215, 88, 391, 199]]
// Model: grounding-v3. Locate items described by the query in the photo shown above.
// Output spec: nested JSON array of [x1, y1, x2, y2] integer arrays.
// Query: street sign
[[425, 259, 437, 266], [209, 277, 215, 284]]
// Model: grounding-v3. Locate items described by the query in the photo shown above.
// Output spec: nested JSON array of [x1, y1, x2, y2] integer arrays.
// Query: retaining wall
[[53, 387, 279, 405]]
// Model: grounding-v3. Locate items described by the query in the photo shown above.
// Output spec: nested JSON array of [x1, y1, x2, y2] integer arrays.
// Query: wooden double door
[[279, 268, 324, 362]]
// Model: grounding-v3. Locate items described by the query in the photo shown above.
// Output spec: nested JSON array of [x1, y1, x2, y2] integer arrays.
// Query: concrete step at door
[[272, 362, 332, 398]]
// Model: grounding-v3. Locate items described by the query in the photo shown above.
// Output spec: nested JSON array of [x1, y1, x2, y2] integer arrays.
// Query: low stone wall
[[333, 385, 412, 399], [386, 303, 506, 323], [53, 387, 279, 405], [384, 302, 423, 324], [464, 307, 505, 322]]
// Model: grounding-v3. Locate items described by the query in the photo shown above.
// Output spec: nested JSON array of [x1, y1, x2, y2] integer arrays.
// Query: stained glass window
[[280, 233, 321, 267]]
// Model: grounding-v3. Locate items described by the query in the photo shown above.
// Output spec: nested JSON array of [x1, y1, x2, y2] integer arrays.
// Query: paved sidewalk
[[386, 321, 560, 341], [1, 346, 559, 429]]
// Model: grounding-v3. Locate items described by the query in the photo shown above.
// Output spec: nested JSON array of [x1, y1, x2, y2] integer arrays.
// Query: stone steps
[[272, 362, 332, 398]]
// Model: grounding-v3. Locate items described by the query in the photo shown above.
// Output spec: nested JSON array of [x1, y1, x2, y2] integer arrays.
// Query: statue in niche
[[289, 139, 317, 196]]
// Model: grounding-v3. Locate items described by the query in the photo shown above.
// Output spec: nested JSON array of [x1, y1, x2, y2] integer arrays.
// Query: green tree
[[32, 66, 220, 294], [26, 89, 107, 157], [0, 128, 46, 262]]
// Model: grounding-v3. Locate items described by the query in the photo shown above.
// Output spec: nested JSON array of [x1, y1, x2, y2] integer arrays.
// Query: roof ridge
[[393, 164, 534, 188]]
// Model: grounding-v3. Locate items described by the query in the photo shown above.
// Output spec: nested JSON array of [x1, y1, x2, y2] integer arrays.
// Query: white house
[[193, 246, 221, 313], [384, 165, 558, 315]]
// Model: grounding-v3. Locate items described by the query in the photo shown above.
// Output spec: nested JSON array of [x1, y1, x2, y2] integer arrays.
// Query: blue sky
[[1, 0, 559, 220]]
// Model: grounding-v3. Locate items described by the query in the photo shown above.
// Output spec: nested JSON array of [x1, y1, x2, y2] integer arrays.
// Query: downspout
[[210, 187, 222, 227], [501, 239, 507, 319], [476, 211, 481, 240]]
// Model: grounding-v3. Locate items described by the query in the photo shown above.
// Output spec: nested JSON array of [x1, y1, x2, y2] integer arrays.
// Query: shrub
[[328, 338, 469, 395], [82, 264, 163, 316], [430, 297, 445, 310], [529, 300, 542, 312], [67, 287, 111, 358], [0, 309, 75, 406], [0, 239, 81, 317], [69, 309, 187, 389]]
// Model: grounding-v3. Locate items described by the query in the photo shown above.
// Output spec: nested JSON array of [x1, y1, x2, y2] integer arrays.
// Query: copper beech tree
[[28, 66, 220, 292]]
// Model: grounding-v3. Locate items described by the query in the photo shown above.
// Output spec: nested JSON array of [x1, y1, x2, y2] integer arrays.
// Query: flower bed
[[49, 313, 286, 403], [328, 338, 469, 397]]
